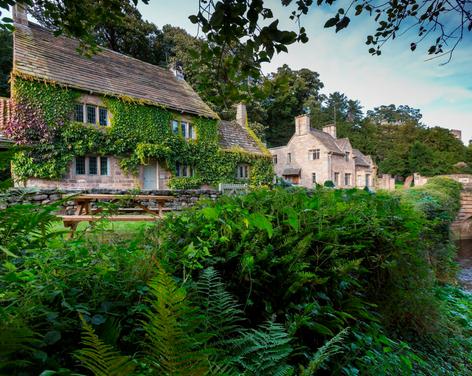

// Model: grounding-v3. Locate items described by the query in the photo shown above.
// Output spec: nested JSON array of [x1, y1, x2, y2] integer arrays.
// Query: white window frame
[[171, 119, 197, 140], [272, 155, 278, 164]]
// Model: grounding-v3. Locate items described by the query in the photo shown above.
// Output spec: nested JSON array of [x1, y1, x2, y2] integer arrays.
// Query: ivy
[[9, 76, 273, 187]]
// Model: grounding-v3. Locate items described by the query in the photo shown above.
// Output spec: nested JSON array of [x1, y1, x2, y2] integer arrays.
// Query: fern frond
[[229, 321, 294, 376], [74, 316, 135, 376], [194, 267, 244, 339], [299, 327, 349, 375], [143, 266, 210, 376]]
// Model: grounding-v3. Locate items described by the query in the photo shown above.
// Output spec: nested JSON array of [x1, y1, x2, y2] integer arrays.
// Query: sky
[[7, 1, 472, 142], [135, 0, 472, 143]]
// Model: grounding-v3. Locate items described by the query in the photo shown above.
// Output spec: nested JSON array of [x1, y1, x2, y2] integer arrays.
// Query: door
[[143, 163, 157, 190]]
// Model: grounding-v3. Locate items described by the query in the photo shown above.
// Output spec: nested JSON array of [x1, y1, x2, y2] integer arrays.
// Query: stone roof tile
[[13, 23, 218, 119], [218, 120, 264, 155]]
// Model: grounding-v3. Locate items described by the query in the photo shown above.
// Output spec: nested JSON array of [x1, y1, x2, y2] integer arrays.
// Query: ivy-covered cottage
[[3, 7, 272, 190], [269, 115, 376, 188]]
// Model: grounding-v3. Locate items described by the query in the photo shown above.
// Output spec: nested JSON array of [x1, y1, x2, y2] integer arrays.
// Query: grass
[[50, 219, 155, 238]]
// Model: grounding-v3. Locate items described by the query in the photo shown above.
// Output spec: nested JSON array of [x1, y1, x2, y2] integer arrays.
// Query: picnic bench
[[59, 193, 174, 235]]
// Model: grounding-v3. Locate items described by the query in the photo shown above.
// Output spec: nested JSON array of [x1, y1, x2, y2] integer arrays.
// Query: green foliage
[[229, 321, 294, 376], [143, 266, 210, 376], [74, 316, 136, 376], [10, 77, 272, 187]]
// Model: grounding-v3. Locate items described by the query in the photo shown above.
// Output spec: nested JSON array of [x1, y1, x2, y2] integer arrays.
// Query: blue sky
[[8, 1, 472, 142], [136, 0, 472, 143]]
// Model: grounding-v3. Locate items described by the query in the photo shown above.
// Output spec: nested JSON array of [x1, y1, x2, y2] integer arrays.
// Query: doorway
[[143, 163, 157, 190]]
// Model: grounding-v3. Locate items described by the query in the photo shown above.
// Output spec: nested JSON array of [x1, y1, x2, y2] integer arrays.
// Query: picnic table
[[59, 193, 174, 235]]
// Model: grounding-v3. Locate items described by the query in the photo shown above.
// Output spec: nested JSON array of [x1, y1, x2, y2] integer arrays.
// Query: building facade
[[269, 115, 375, 189], [1, 7, 271, 190]]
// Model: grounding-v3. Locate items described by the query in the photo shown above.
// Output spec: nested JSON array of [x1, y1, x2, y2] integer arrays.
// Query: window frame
[[312, 172, 317, 184], [175, 162, 195, 177], [287, 152, 292, 164], [236, 164, 249, 179], [345, 152, 350, 162], [74, 156, 110, 176], [308, 149, 320, 160], [74, 103, 109, 127], [171, 119, 196, 140], [272, 155, 278, 165], [334, 172, 340, 186], [344, 173, 352, 186]]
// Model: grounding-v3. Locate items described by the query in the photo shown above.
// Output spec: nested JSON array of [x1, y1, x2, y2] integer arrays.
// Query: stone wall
[[0, 188, 221, 213]]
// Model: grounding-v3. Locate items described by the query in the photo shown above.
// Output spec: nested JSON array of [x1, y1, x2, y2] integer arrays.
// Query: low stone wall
[[0, 188, 221, 213]]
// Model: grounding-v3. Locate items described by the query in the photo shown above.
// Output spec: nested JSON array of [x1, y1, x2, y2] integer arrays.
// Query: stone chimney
[[295, 114, 310, 135], [236, 103, 247, 127], [13, 4, 28, 26], [322, 124, 337, 139], [170, 61, 185, 80]]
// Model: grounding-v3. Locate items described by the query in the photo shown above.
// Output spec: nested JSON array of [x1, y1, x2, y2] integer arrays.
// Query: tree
[[367, 104, 423, 125], [0, 28, 12, 98]]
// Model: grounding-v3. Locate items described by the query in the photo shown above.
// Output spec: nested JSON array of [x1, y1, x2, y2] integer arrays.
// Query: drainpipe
[[328, 152, 332, 183]]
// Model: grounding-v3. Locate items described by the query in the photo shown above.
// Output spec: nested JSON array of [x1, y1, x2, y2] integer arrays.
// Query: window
[[312, 173, 317, 184], [74, 104, 84, 122], [75, 156, 109, 176], [334, 172, 340, 186], [74, 103, 108, 126], [88, 156, 98, 175], [171, 119, 196, 140], [272, 155, 278, 164], [287, 153, 292, 164], [175, 162, 195, 177], [345, 152, 350, 161], [76, 156, 86, 175], [100, 157, 109, 176], [344, 173, 352, 186], [308, 149, 320, 160], [188, 123, 194, 139], [180, 121, 187, 138], [98, 107, 108, 126], [236, 164, 249, 179], [172, 120, 179, 135], [365, 174, 371, 187], [87, 105, 96, 124]]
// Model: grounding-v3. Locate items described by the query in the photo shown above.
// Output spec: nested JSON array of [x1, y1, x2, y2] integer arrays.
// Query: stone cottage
[[269, 114, 375, 189], [2, 6, 271, 190]]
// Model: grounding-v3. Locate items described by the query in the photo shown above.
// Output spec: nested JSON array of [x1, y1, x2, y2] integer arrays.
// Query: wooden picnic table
[[59, 193, 174, 235]]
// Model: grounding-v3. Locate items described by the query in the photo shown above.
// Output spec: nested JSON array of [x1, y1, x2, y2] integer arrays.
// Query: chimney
[[13, 4, 28, 26], [236, 103, 247, 127], [322, 124, 337, 139], [170, 61, 185, 80], [295, 114, 310, 135]]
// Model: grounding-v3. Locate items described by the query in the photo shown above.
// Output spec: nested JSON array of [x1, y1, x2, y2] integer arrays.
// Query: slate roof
[[218, 120, 265, 155], [353, 148, 371, 167], [309, 128, 344, 155], [335, 138, 351, 151], [13, 22, 218, 119]]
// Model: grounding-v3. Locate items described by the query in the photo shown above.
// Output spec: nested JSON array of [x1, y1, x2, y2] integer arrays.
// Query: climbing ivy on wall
[[7, 76, 273, 188]]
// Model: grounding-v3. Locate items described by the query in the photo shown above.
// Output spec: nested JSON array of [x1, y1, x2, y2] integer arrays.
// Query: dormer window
[[171, 119, 196, 140], [74, 103, 108, 126]]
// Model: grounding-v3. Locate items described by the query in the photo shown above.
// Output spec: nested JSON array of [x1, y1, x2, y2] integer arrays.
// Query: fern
[[0, 315, 38, 371], [299, 327, 349, 375], [74, 316, 136, 376], [194, 267, 244, 340], [229, 321, 294, 376], [143, 266, 210, 376]]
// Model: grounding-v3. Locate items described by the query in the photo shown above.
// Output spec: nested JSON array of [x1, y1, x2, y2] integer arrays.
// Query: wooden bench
[[60, 193, 175, 236]]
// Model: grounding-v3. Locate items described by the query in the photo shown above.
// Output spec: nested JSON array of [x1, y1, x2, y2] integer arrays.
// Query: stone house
[[1, 6, 270, 190], [269, 114, 375, 189]]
